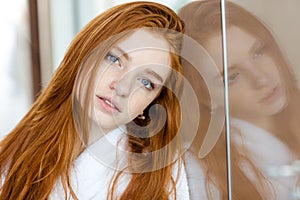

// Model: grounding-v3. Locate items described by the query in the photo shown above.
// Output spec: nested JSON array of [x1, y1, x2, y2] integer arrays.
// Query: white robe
[[50, 127, 190, 199]]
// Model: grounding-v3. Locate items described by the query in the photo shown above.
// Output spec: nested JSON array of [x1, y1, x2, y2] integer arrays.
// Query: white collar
[[86, 126, 127, 170]]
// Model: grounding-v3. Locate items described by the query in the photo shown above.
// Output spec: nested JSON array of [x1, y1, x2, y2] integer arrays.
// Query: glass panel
[[226, 0, 300, 199], [180, 0, 300, 199], [178, 1, 229, 199], [0, 0, 32, 138]]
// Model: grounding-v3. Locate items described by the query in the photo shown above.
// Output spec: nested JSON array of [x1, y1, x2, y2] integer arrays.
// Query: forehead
[[118, 29, 170, 52], [116, 29, 172, 79], [226, 26, 257, 55], [205, 26, 257, 70]]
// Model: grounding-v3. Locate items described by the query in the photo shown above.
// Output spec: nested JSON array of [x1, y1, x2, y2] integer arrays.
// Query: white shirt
[[50, 127, 190, 199]]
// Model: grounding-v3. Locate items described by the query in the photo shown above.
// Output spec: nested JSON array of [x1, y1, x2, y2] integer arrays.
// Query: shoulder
[[50, 127, 129, 199], [183, 151, 209, 199], [171, 157, 190, 200], [230, 118, 295, 164], [183, 150, 223, 199]]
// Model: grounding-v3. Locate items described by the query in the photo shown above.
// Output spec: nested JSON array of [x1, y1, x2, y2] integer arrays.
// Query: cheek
[[95, 62, 115, 84], [262, 58, 281, 78], [95, 71, 115, 92], [127, 92, 157, 115], [229, 87, 253, 110], [272, 66, 282, 80]]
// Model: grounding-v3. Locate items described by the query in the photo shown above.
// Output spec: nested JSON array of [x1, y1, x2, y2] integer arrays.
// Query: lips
[[96, 95, 121, 112], [259, 86, 280, 104]]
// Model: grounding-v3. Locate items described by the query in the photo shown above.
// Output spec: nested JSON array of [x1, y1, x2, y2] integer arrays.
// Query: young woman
[[179, 0, 300, 199], [0, 2, 189, 199]]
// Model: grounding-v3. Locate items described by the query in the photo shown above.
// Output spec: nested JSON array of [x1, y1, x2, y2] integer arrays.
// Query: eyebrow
[[218, 40, 262, 78], [113, 46, 131, 61], [112, 46, 164, 83], [145, 68, 164, 83], [249, 39, 264, 57], [216, 62, 226, 79], [214, 66, 236, 81]]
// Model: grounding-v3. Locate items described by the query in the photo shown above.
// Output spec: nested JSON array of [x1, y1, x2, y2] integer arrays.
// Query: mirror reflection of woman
[[179, 0, 300, 199], [0, 2, 189, 199]]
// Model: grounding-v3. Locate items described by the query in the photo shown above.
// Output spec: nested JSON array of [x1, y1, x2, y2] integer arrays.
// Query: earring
[[137, 112, 145, 120]]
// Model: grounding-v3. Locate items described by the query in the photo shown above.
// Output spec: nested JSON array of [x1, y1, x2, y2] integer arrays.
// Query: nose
[[249, 67, 269, 89], [109, 75, 133, 97]]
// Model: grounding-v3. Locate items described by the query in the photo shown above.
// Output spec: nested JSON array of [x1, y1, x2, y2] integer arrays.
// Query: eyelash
[[228, 72, 240, 84], [106, 52, 121, 67], [106, 52, 156, 91], [138, 78, 155, 90]]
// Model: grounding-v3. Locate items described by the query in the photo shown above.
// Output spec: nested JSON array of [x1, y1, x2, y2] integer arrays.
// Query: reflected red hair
[[179, 0, 300, 199]]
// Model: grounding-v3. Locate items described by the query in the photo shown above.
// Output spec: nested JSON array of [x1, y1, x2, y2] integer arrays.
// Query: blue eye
[[107, 52, 121, 66], [228, 72, 240, 84], [140, 78, 155, 90]]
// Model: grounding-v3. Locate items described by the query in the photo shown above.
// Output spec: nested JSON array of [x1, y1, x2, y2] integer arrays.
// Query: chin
[[266, 98, 287, 116]]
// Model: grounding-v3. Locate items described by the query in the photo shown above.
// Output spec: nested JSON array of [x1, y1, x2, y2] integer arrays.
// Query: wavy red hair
[[0, 2, 184, 200]]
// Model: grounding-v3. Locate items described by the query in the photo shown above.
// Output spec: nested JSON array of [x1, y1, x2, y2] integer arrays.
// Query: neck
[[88, 120, 115, 145], [239, 115, 278, 135]]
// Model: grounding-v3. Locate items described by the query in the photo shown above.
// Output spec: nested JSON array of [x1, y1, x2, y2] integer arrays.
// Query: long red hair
[[0, 2, 184, 199]]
